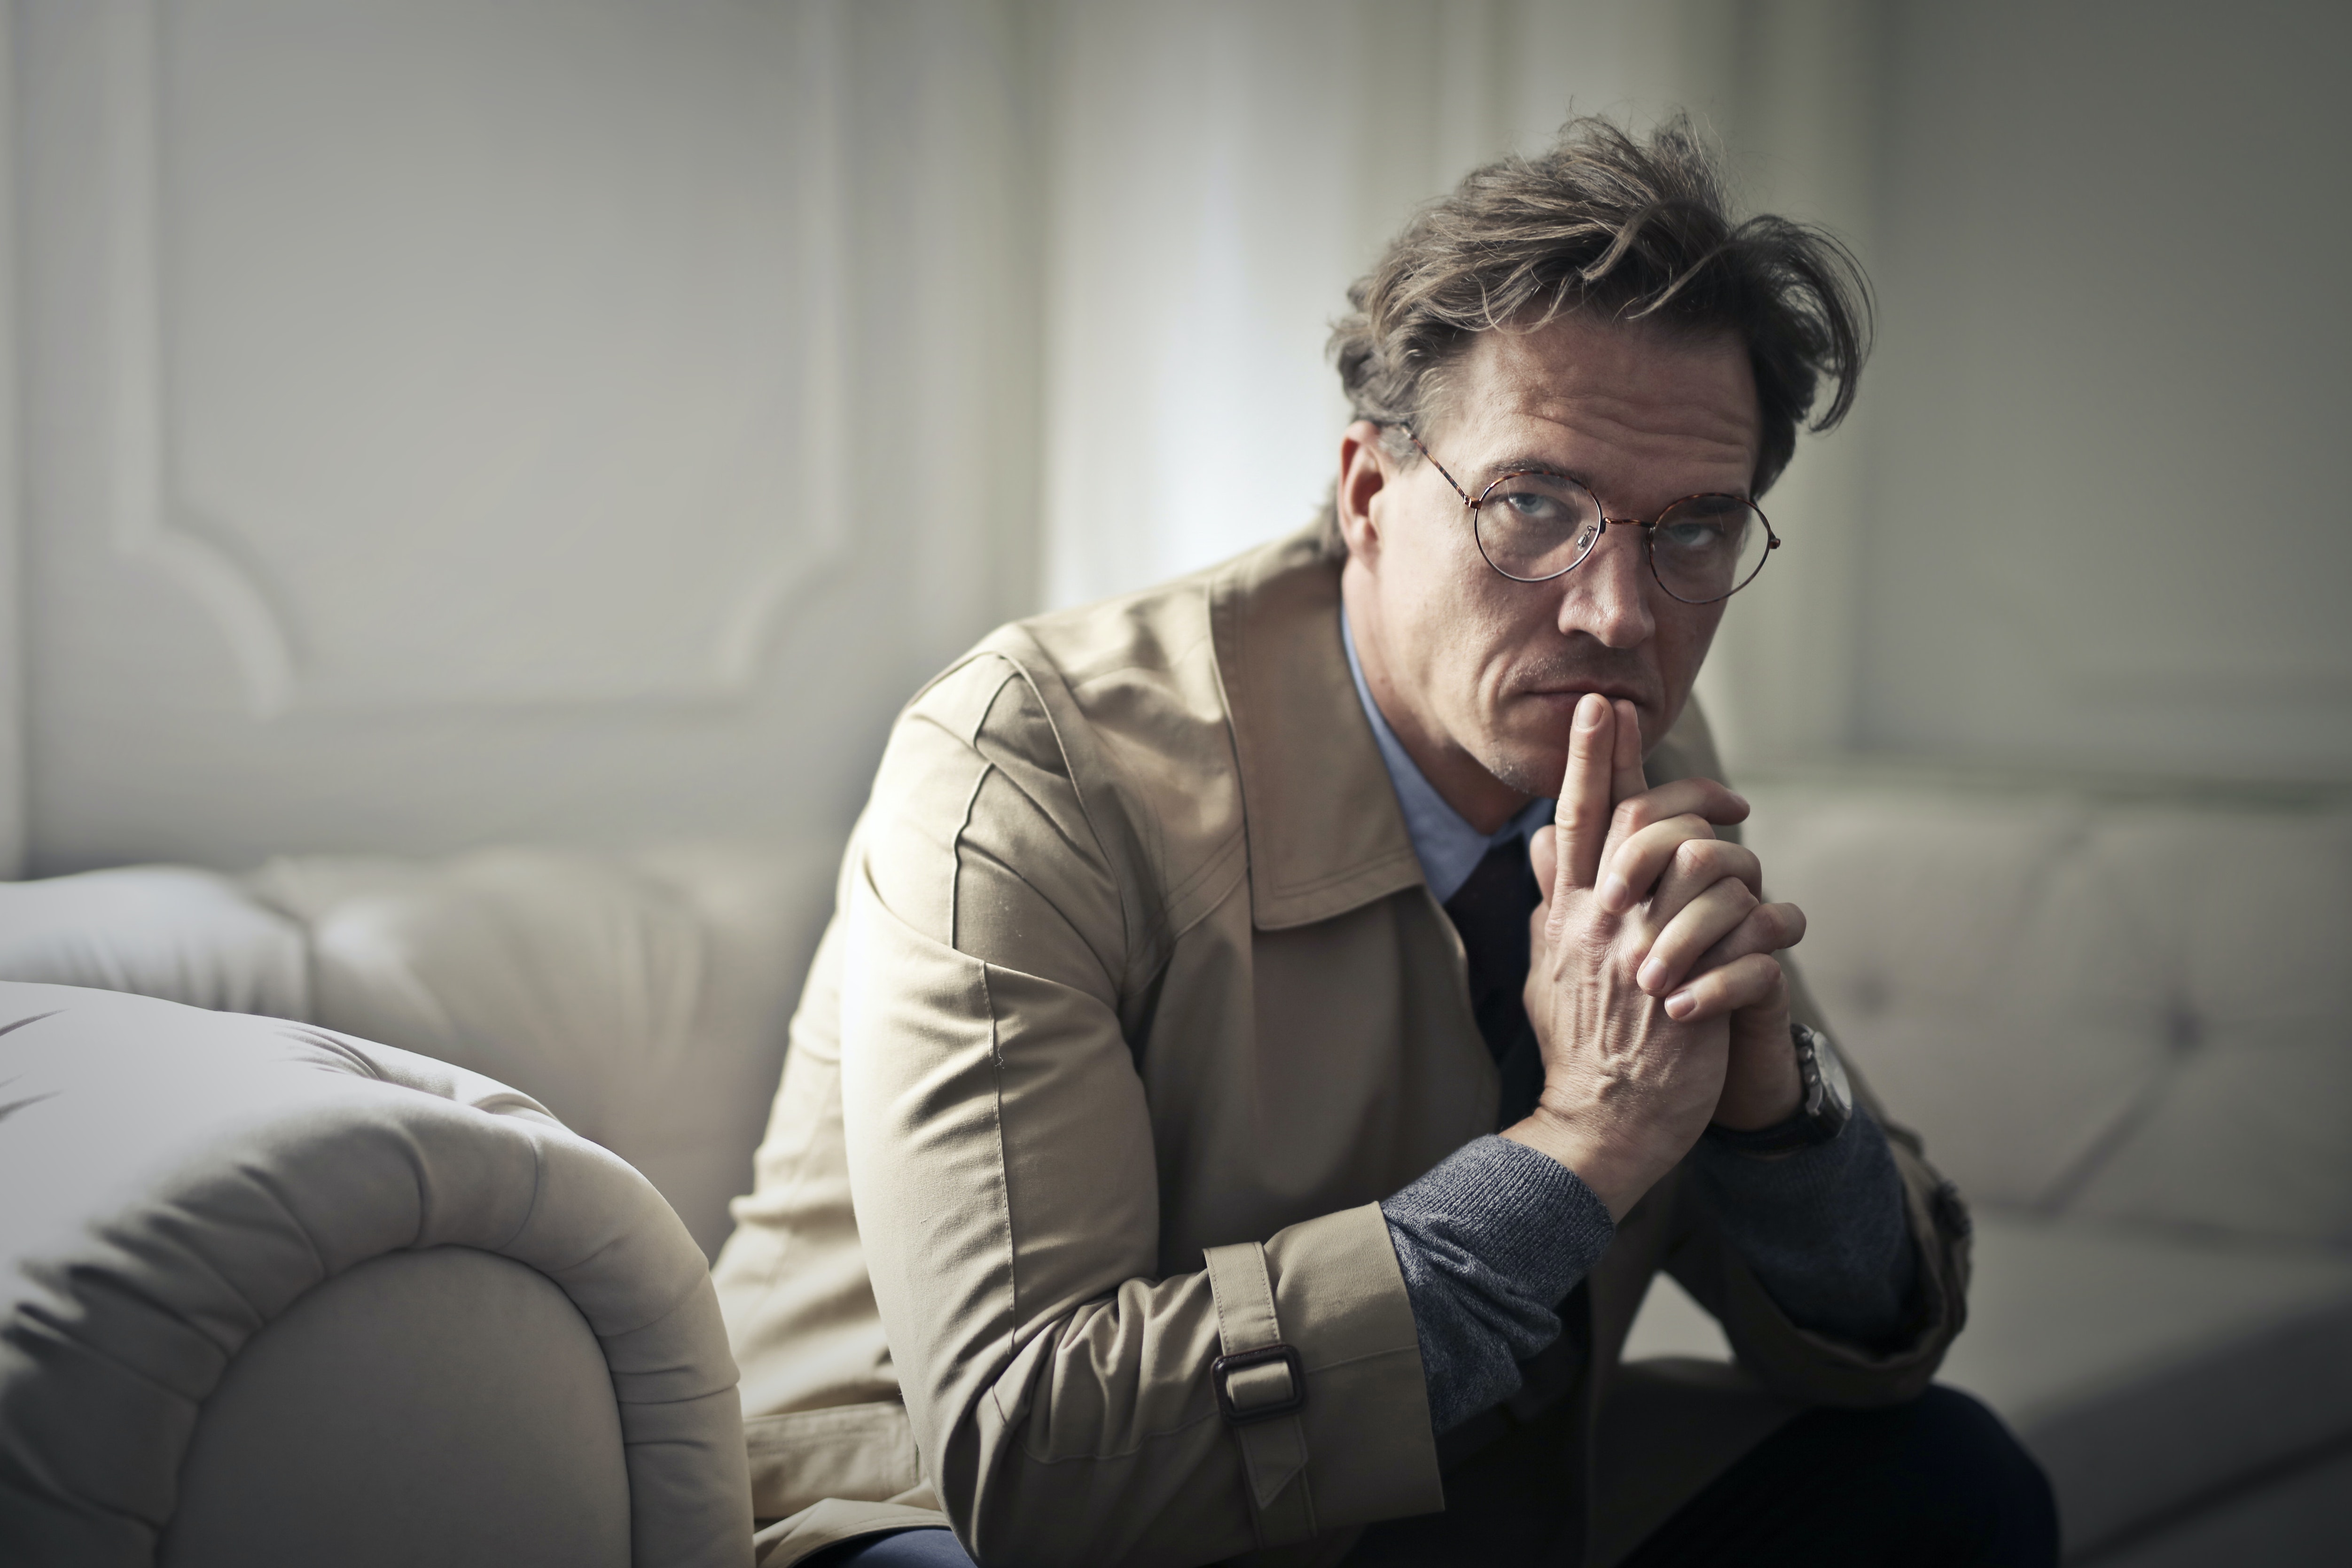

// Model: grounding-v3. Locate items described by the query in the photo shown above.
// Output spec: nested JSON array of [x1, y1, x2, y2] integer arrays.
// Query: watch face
[[1813, 1032, 1853, 1117]]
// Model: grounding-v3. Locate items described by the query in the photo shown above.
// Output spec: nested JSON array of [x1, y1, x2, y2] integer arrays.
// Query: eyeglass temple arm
[[1401, 428, 1475, 507]]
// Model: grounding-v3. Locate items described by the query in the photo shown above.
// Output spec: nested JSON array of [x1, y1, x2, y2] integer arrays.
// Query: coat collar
[[1209, 527, 1424, 930], [1207, 525, 1730, 932]]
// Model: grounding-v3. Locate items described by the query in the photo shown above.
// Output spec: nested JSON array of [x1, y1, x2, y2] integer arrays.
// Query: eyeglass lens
[[1472, 472, 1771, 603]]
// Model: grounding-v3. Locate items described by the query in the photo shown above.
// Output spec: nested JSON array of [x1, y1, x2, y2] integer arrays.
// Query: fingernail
[[1598, 874, 1629, 911], [1637, 959, 1667, 993], [1664, 990, 1696, 1020]]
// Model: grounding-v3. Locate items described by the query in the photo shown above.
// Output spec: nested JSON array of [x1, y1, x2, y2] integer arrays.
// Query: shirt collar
[[1340, 605, 1554, 905]]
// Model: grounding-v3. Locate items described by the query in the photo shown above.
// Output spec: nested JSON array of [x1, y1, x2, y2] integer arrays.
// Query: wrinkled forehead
[[1420, 313, 1760, 486]]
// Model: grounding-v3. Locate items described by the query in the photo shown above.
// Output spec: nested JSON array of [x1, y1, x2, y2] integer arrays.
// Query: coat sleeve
[[1660, 957, 1973, 1406], [837, 655, 1440, 1568]]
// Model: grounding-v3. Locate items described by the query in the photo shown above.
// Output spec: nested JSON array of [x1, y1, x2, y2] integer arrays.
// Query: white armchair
[[0, 841, 839, 1260], [0, 838, 836, 1564], [0, 983, 752, 1566]]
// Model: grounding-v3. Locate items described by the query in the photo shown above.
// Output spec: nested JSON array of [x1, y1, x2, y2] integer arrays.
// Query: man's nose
[[1554, 524, 1655, 647]]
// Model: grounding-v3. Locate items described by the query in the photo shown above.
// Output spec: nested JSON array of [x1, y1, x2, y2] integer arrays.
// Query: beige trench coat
[[714, 527, 1971, 1567]]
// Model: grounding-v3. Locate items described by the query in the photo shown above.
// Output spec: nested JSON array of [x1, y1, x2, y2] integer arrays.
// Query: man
[[715, 118, 2056, 1566]]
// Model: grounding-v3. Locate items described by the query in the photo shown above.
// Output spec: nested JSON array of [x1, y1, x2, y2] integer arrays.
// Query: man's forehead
[[1436, 313, 1759, 478]]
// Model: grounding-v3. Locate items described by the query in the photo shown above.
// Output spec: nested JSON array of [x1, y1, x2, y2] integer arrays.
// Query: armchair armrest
[[0, 982, 753, 1567]]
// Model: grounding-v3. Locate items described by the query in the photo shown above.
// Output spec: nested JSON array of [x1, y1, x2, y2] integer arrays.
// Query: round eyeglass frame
[[1402, 429, 1780, 605]]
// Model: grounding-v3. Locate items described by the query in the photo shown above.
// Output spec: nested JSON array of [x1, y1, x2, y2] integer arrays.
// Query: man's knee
[[1875, 1386, 2059, 1563]]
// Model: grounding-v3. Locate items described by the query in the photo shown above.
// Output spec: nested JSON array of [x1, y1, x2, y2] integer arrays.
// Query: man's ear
[[1335, 421, 1393, 562]]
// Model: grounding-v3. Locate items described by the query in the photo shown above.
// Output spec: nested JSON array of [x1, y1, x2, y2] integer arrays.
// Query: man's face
[[1337, 312, 1760, 825]]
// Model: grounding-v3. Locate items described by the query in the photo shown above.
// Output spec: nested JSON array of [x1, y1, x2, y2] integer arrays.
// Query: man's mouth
[[1524, 683, 1647, 707]]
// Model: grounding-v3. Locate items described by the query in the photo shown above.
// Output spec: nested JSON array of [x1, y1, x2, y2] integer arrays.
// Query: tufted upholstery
[[250, 843, 836, 1257], [7, 793, 2347, 1562], [0, 866, 308, 1021], [1625, 778, 2352, 1562], [0, 983, 753, 1566], [0, 840, 840, 1260], [1742, 787, 2352, 1245]]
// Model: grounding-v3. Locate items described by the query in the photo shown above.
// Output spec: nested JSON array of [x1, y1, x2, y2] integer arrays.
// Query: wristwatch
[[1706, 1021, 1852, 1155]]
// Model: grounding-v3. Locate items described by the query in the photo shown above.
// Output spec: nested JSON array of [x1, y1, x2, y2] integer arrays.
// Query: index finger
[[1592, 696, 1655, 890], [1554, 693, 1615, 891], [1609, 697, 1649, 808]]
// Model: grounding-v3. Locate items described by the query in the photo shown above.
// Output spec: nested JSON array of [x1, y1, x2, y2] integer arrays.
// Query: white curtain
[[1029, 0, 1879, 773], [1038, 0, 1740, 608]]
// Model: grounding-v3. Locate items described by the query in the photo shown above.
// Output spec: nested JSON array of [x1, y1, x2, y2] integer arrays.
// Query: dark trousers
[[1349, 1383, 2057, 1568], [810, 1385, 2057, 1567], [1617, 1385, 2055, 1566]]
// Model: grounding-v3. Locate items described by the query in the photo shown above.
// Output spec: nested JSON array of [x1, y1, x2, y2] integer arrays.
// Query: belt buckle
[[1211, 1343, 1306, 1425]]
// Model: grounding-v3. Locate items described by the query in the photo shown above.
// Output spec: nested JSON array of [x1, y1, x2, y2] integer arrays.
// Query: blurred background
[[1, 0, 2347, 874]]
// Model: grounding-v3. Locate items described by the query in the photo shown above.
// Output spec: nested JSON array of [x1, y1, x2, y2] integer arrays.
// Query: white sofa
[[1, 784, 2345, 1564], [1633, 777, 2352, 1565]]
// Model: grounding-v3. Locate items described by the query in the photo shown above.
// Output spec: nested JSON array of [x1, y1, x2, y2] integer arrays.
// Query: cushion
[[1744, 786, 2352, 1240], [249, 841, 834, 1257], [2085, 1446, 2352, 1567], [2071, 1032, 2352, 1246], [0, 866, 307, 1019], [1743, 790, 2170, 1209], [1939, 1210, 2352, 1556], [1623, 1208, 2352, 1557], [2059, 810, 2352, 1245]]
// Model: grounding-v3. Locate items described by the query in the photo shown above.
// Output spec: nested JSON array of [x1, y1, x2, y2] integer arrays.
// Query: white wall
[[8, 1, 2343, 877], [1679, 0, 1883, 772], [1850, 0, 2352, 779], [0, 3, 20, 877], [15, 0, 1041, 874]]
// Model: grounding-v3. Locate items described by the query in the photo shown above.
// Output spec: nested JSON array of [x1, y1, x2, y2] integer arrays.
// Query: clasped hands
[[1502, 694, 1808, 1219]]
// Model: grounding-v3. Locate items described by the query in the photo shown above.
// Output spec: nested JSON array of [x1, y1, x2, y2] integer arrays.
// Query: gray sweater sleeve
[[1383, 1108, 1918, 1434], [1692, 1101, 1919, 1344], [1379, 1135, 1615, 1433]]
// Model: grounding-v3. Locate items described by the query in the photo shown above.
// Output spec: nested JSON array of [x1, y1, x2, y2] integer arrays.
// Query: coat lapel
[[1210, 529, 1425, 931]]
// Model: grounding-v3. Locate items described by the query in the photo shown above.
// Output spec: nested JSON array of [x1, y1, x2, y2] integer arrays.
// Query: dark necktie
[[1442, 838, 1547, 1129]]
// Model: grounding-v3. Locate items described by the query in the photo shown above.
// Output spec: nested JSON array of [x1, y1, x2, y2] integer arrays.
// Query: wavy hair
[[1323, 115, 1870, 552]]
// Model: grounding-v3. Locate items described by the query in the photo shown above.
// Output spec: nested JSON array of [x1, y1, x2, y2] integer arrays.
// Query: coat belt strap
[[1203, 1241, 1315, 1546]]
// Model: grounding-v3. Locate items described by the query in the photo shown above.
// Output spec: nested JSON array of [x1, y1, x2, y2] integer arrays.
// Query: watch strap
[[1705, 1022, 1850, 1155]]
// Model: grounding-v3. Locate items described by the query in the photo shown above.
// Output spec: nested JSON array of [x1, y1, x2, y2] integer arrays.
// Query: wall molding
[[100, 0, 849, 719]]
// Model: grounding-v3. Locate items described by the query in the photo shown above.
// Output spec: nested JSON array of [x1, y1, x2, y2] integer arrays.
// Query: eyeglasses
[[1404, 429, 1779, 604]]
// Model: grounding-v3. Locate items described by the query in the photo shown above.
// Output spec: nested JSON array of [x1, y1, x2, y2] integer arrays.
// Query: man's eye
[[1661, 521, 1724, 551], [1498, 490, 1563, 522]]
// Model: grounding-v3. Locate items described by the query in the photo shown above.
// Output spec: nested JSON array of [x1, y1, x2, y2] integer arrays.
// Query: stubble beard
[[1476, 734, 1568, 803]]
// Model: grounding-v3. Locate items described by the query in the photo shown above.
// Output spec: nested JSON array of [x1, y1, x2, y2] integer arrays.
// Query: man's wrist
[[1708, 1022, 1853, 1155], [1500, 1102, 1653, 1222], [1710, 1071, 1802, 1131], [1709, 1011, 1804, 1131]]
